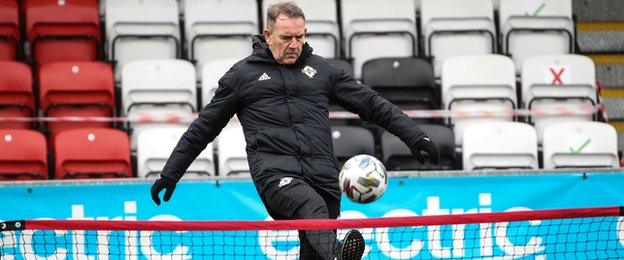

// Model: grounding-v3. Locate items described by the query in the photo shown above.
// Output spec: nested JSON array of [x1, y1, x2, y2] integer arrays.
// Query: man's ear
[[263, 28, 271, 44]]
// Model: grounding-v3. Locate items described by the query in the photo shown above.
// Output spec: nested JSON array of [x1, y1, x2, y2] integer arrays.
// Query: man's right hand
[[410, 137, 440, 166], [150, 175, 177, 206]]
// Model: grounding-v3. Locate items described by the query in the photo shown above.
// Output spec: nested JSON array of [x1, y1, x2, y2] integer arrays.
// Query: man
[[151, 2, 439, 259]]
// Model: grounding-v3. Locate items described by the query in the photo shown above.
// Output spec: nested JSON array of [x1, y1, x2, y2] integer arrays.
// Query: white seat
[[106, 0, 180, 81], [522, 54, 597, 144], [263, 0, 339, 58], [421, 0, 496, 77], [442, 54, 517, 146], [217, 122, 249, 176], [184, 0, 257, 80], [463, 122, 538, 170], [201, 58, 240, 107], [499, 0, 574, 74], [137, 126, 214, 178], [341, 0, 417, 79], [543, 121, 619, 169], [122, 59, 197, 150]]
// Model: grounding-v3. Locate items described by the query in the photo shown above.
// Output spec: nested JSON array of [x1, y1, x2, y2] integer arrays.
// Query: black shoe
[[338, 229, 365, 260]]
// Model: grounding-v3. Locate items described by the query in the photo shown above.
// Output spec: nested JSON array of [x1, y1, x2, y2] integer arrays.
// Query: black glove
[[410, 137, 440, 165], [150, 175, 177, 206]]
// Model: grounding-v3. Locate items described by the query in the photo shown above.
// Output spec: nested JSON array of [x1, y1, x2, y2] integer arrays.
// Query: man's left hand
[[410, 137, 440, 165]]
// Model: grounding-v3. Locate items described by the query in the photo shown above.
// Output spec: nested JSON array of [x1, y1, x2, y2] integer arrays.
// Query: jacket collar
[[249, 34, 313, 66]]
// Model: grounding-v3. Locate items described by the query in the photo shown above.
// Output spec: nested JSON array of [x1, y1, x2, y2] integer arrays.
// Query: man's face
[[264, 14, 306, 65]]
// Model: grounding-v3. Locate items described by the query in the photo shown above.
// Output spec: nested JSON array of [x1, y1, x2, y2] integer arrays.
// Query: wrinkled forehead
[[272, 15, 306, 36]]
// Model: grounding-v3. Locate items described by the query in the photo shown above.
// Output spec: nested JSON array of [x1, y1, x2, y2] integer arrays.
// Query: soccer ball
[[339, 154, 388, 203]]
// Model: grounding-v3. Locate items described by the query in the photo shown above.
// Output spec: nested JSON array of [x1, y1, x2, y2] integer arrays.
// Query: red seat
[[25, 0, 100, 66], [54, 128, 131, 179], [0, 0, 19, 60], [0, 61, 34, 129], [0, 129, 47, 180], [39, 61, 115, 137]]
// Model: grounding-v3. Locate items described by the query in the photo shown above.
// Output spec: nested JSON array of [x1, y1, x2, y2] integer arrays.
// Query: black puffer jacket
[[162, 35, 426, 198]]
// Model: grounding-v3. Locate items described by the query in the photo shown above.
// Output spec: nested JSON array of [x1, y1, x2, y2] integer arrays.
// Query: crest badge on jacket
[[302, 65, 317, 79]]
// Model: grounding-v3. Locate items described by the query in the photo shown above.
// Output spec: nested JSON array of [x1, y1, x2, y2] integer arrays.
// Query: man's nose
[[288, 38, 298, 49]]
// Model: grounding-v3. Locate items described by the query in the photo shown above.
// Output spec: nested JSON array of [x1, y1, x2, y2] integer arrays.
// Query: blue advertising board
[[1, 171, 624, 259]]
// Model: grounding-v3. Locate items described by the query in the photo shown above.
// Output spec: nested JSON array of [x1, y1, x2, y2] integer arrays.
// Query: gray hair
[[266, 1, 306, 31]]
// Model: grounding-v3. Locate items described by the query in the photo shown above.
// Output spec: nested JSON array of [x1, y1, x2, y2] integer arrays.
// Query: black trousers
[[260, 176, 341, 260]]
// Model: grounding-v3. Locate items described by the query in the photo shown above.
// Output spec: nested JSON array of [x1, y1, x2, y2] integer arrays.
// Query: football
[[339, 154, 388, 203]]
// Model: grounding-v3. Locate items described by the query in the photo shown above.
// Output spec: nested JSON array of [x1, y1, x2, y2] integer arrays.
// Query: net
[[1, 206, 623, 259]]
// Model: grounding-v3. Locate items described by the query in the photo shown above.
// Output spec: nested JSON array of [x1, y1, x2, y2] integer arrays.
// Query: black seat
[[331, 126, 375, 168], [328, 58, 354, 77], [362, 57, 439, 111], [381, 124, 456, 171]]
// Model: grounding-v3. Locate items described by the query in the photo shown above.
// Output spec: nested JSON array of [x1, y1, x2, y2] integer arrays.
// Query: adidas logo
[[258, 72, 271, 81]]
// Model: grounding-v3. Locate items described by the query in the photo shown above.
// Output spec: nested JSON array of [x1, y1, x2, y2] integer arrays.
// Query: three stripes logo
[[258, 72, 271, 81]]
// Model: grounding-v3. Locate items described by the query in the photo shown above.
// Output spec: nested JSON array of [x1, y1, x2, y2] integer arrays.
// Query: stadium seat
[[0, 129, 47, 180], [543, 121, 618, 169], [327, 58, 354, 77], [201, 58, 239, 107], [263, 0, 339, 58], [105, 0, 180, 81], [421, 0, 496, 77], [441, 54, 517, 146], [54, 128, 131, 179], [25, 0, 100, 66], [217, 122, 249, 176], [185, 0, 257, 80], [362, 57, 438, 111], [331, 126, 375, 168], [462, 122, 538, 170], [381, 124, 456, 171], [121, 59, 196, 150], [521, 54, 598, 144], [341, 0, 417, 79], [0, 61, 34, 129], [499, 0, 574, 74], [0, 0, 19, 60], [137, 126, 214, 178], [38, 62, 115, 137]]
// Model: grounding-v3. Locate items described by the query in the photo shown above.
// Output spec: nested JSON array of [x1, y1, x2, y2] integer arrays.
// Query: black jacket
[[162, 35, 426, 198]]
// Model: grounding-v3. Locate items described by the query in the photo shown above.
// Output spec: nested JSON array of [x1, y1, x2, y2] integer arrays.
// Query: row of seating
[[0, 0, 586, 80], [0, 120, 617, 181], [0, 61, 114, 133], [0, 0, 620, 178], [335, 121, 619, 171], [442, 54, 598, 146], [0, 53, 602, 149], [0, 128, 129, 180]]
